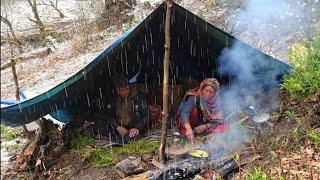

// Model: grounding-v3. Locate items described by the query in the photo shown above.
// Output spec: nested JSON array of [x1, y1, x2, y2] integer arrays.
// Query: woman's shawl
[[183, 78, 220, 121]]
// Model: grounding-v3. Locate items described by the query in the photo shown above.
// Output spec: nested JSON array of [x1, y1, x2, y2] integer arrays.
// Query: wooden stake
[[10, 59, 20, 101], [5, 25, 20, 101], [159, 0, 173, 164]]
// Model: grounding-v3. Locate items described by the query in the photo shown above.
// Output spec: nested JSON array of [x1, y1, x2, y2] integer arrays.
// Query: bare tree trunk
[[27, 0, 45, 38], [39, 0, 64, 18], [159, 0, 173, 164], [1, 15, 22, 45], [52, 0, 64, 18]]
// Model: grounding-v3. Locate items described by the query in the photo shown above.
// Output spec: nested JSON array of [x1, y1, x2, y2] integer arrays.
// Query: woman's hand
[[210, 111, 223, 121], [129, 128, 139, 138], [183, 122, 194, 141], [116, 126, 128, 136], [194, 124, 208, 134], [185, 128, 194, 141]]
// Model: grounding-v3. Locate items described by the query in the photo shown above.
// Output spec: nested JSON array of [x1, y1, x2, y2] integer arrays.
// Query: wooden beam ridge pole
[[159, 0, 173, 164]]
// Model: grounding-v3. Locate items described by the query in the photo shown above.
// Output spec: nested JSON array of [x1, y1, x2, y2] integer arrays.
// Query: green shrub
[[245, 167, 267, 180], [56, 36, 65, 43], [307, 128, 320, 149], [0, 124, 22, 141], [283, 37, 320, 99], [207, 0, 221, 8]]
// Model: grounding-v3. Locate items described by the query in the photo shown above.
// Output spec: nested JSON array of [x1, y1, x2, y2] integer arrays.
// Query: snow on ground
[[1, 0, 160, 101], [1, 136, 28, 173], [1, 0, 94, 35]]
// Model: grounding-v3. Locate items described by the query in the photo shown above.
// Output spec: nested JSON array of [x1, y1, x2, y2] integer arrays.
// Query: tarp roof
[[1, 2, 291, 126]]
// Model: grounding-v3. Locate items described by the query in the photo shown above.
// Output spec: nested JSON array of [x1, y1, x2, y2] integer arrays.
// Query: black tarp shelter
[[1, 2, 291, 126]]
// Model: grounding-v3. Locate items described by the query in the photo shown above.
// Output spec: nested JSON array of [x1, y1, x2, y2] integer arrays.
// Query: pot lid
[[253, 113, 270, 123]]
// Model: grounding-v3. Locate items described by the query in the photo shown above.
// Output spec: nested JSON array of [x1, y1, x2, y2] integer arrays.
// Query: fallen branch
[[1, 48, 52, 71], [274, 102, 284, 124], [14, 118, 65, 172]]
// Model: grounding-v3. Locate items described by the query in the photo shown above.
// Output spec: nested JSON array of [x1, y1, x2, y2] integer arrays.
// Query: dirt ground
[[2, 151, 121, 180], [232, 91, 320, 179]]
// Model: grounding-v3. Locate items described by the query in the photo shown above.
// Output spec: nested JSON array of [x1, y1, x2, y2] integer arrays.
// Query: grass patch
[[70, 136, 159, 168], [0, 124, 22, 141], [70, 135, 92, 149], [70, 135, 93, 158], [90, 139, 159, 168], [283, 37, 320, 100]]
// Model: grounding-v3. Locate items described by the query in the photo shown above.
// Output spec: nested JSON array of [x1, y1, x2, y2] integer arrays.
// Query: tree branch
[[27, 16, 38, 24], [37, 0, 64, 18], [1, 15, 22, 45], [1, 39, 22, 48]]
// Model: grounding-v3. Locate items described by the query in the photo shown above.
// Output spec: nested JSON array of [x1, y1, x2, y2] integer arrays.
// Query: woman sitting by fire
[[175, 78, 226, 141]]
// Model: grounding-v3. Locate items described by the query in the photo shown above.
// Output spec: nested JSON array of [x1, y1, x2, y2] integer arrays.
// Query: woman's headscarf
[[184, 78, 220, 121]]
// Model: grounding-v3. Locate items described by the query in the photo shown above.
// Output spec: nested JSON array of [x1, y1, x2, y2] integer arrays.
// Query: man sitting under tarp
[[91, 73, 148, 144]]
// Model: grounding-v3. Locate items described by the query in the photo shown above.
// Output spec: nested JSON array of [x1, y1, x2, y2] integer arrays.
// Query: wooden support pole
[[6, 26, 20, 101], [159, 0, 173, 164], [10, 59, 20, 101]]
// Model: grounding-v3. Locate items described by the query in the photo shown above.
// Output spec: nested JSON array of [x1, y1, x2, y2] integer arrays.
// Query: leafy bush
[[245, 167, 267, 180], [207, 0, 222, 8], [307, 128, 320, 149], [283, 37, 320, 99], [0, 124, 22, 141], [56, 35, 65, 43]]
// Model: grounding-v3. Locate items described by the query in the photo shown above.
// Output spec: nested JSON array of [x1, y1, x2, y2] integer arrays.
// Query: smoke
[[202, 0, 309, 159], [203, 125, 249, 161], [227, 0, 314, 60]]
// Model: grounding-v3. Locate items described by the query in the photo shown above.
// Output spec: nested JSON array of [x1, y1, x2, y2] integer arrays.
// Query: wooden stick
[[159, 0, 173, 164]]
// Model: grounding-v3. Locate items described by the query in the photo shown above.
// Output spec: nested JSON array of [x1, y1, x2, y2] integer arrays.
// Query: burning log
[[148, 151, 261, 179]]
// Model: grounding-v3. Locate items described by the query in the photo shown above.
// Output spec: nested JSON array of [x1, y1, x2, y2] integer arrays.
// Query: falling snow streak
[[86, 93, 90, 107], [107, 57, 111, 76], [120, 52, 124, 73], [125, 49, 128, 74]]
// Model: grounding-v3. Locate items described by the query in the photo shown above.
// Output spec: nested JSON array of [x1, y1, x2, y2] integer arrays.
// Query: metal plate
[[189, 149, 209, 158]]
